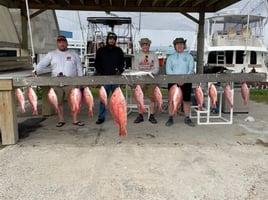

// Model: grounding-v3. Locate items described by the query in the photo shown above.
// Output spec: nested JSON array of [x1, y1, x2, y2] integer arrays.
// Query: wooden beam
[[33, 0, 42, 4], [215, 0, 239, 11], [23, 4, 216, 12], [12, 73, 267, 87], [206, 0, 219, 7], [30, 9, 46, 18], [152, 0, 158, 6], [109, 0, 112, 6], [181, 12, 199, 24], [0, 41, 21, 48], [64, 0, 70, 5], [124, 0, 127, 6], [165, 0, 174, 6], [21, 6, 28, 50], [137, 0, 142, 6], [193, 0, 206, 6], [0, 0, 9, 7], [179, 0, 188, 6], [196, 11, 205, 74]]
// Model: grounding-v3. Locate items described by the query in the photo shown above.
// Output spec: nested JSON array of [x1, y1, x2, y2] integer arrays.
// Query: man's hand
[[32, 70, 37, 77]]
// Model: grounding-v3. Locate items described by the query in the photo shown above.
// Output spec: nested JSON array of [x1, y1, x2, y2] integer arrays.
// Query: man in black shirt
[[95, 32, 125, 124]]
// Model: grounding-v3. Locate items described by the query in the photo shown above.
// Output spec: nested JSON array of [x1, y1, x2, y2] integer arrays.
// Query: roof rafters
[[179, 0, 188, 7], [165, 0, 174, 7], [64, 0, 70, 5], [0, 0, 241, 13], [137, 0, 142, 6], [206, 0, 220, 7], [152, 0, 158, 6], [193, 0, 206, 7]]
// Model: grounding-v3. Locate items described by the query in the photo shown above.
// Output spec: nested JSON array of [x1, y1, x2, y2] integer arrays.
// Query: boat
[[83, 17, 134, 75], [195, 13, 268, 75]]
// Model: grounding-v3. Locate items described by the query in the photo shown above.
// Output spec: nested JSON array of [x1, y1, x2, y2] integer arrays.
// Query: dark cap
[[107, 32, 117, 40], [173, 37, 186, 45], [57, 35, 67, 42]]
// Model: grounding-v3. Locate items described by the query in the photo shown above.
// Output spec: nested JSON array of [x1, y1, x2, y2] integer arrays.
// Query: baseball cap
[[139, 38, 152, 46], [57, 35, 67, 42], [173, 37, 186, 45], [107, 32, 117, 40]]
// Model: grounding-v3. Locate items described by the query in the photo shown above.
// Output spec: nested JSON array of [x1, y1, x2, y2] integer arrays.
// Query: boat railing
[[210, 32, 264, 47]]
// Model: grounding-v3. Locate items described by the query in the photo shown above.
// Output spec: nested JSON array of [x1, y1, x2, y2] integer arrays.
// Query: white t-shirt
[[36, 49, 83, 77], [133, 51, 159, 75]]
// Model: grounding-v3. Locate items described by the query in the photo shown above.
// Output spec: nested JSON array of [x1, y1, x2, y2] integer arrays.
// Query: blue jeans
[[98, 84, 118, 120]]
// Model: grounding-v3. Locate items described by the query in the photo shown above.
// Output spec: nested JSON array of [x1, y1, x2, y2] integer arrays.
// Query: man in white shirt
[[33, 35, 84, 127]]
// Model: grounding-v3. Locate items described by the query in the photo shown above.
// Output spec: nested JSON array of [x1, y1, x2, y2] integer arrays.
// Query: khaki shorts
[[53, 86, 74, 104], [139, 84, 157, 101]]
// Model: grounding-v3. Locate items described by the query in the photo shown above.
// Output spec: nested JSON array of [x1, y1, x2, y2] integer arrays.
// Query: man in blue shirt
[[165, 37, 195, 127]]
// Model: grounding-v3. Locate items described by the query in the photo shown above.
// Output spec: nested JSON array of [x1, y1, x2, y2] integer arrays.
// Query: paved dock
[[0, 100, 268, 199]]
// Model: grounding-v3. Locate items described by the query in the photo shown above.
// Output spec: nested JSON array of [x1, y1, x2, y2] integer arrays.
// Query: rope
[[25, 0, 36, 69]]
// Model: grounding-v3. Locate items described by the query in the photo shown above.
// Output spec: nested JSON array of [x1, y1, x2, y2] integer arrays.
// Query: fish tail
[[32, 109, 38, 115], [88, 110, 94, 117], [119, 126, 127, 137]]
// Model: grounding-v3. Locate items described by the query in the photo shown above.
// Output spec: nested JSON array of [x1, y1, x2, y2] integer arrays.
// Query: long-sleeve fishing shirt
[[36, 49, 83, 77], [166, 51, 195, 75]]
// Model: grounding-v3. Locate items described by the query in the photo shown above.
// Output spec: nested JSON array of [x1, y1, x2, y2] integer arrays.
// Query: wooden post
[[0, 79, 18, 145], [196, 11, 205, 74], [41, 86, 54, 116]]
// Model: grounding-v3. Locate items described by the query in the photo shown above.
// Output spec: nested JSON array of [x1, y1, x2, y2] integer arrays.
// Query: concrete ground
[[0, 100, 268, 200]]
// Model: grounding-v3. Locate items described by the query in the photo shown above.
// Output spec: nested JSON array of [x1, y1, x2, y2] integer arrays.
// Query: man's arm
[[75, 54, 83, 76], [151, 53, 159, 75], [117, 48, 125, 74], [94, 49, 102, 74], [165, 56, 173, 75], [188, 55, 195, 74], [35, 53, 52, 75]]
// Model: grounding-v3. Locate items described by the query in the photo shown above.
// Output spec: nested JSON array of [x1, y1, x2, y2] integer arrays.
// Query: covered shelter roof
[[2, 0, 240, 13]]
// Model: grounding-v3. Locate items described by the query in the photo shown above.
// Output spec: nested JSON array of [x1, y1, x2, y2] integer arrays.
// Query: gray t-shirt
[[133, 51, 159, 75]]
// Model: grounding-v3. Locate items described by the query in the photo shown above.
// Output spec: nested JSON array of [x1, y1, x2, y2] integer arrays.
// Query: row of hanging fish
[[15, 82, 249, 136], [15, 87, 38, 115], [195, 82, 249, 111]]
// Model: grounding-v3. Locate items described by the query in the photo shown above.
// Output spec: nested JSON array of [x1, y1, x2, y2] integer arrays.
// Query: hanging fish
[[154, 86, 163, 112], [27, 87, 38, 115], [224, 84, 234, 108], [195, 85, 204, 111], [83, 86, 94, 117], [69, 88, 82, 114], [16, 88, 26, 113], [109, 87, 127, 136], [169, 84, 183, 115], [99, 85, 108, 108], [48, 88, 60, 113], [134, 84, 147, 113], [208, 83, 217, 109], [241, 82, 249, 106]]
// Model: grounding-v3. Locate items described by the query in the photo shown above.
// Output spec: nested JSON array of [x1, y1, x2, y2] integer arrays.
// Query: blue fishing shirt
[[166, 51, 195, 75]]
